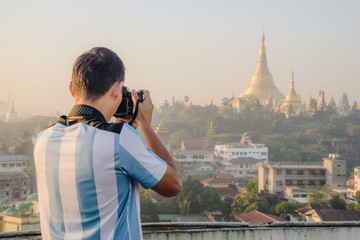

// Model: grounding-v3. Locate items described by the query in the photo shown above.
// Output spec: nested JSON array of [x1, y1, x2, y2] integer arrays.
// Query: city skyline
[[1, 0, 359, 116]]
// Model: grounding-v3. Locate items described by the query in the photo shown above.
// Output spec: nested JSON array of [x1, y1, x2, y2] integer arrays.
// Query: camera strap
[[128, 99, 141, 126]]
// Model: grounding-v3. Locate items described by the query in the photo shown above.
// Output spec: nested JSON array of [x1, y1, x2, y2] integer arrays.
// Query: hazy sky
[[1, 0, 359, 116]]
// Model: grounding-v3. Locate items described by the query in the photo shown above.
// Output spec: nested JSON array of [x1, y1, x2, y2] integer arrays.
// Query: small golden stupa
[[279, 71, 301, 115]]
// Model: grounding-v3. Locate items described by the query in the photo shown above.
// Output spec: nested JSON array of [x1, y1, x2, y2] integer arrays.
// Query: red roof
[[347, 175, 354, 180], [181, 139, 204, 150], [215, 187, 239, 196], [157, 133, 171, 141], [216, 173, 235, 181], [354, 166, 360, 170], [236, 210, 288, 223], [201, 177, 233, 185]]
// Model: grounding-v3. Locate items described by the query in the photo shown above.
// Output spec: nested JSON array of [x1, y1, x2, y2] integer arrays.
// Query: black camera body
[[114, 86, 145, 118]]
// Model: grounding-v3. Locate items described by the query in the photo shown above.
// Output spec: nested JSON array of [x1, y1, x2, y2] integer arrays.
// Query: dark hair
[[71, 47, 125, 101]]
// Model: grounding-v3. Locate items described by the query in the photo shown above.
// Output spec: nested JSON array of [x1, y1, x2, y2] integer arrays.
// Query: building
[[0, 200, 40, 232], [258, 154, 346, 200], [214, 133, 268, 178], [201, 174, 238, 199], [173, 139, 214, 167], [232, 33, 285, 111], [323, 154, 347, 189], [295, 204, 360, 222], [0, 154, 31, 201], [346, 166, 360, 200], [235, 210, 288, 224]]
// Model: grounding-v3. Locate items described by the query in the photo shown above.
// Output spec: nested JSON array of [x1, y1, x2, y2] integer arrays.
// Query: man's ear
[[69, 81, 75, 98], [112, 81, 124, 101]]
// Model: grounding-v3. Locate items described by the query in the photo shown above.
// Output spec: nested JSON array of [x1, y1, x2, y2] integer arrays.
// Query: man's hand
[[131, 89, 154, 129], [113, 117, 138, 129]]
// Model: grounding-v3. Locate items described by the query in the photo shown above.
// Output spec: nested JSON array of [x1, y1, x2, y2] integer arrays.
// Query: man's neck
[[74, 98, 114, 122]]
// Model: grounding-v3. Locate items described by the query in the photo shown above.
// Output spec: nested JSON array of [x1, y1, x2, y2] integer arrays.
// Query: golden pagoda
[[4, 101, 18, 123], [237, 33, 285, 103], [279, 71, 301, 115]]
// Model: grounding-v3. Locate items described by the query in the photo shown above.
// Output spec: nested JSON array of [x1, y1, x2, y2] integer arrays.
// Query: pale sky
[[0, 0, 359, 116]]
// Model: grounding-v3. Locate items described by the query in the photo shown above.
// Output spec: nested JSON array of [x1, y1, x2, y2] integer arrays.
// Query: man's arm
[[133, 90, 182, 197]]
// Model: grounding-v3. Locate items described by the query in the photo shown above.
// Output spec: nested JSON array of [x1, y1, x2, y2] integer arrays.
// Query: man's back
[[34, 111, 167, 240]]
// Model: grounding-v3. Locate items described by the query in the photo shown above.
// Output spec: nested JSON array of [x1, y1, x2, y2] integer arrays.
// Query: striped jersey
[[34, 105, 167, 240]]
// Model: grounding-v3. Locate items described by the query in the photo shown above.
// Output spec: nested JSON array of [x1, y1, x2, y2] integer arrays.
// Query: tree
[[329, 195, 346, 209], [178, 196, 191, 216], [0, 143, 9, 154], [307, 185, 330, 203], [355, 191, 360, 204], [171, 130, 192, 148], [14, 131, 34, 157], [199, 186, 222, 212], [140, 189, 159, 222], [220, 196, 234, 221], [178, 175, 204, 214], [275, 202, 306, 218]]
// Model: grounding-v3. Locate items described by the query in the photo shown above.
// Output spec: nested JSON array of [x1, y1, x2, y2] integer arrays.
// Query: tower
[[237, 33, 285, 103], [279, 71, 301, 116], [4, 101, 18, 123], [317, 89, 326, 111], [339, 93, 349, 116]]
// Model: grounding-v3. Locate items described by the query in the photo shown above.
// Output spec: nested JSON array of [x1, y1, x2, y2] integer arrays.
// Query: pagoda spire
[[238, 33, 285, 103], [258, 32, 267, 63], [317, 89, 326, 111], [279, 71, 301, 115]]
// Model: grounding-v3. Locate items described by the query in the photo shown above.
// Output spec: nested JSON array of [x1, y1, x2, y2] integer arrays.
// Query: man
[[34, 47, 181, 240]]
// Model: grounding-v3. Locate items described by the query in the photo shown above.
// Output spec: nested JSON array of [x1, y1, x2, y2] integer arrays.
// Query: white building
[[174, 139, 214, 167], [214, 133, 268, 178]]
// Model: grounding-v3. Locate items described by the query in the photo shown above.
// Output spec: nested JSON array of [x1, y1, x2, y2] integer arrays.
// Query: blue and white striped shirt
[[34, 105, 167, 240]]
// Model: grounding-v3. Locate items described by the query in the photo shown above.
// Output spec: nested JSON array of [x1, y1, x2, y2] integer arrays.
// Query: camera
[[114, 86, 145, 118]]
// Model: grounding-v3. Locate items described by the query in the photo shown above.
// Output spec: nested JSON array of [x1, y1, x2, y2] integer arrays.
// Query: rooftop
[[236, 210, 288, 224], [3, 222, 360, 240]]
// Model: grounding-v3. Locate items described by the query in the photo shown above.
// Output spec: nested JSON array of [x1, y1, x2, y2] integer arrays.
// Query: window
[[276, 170, 282, 175], [261, 152, 267, 156], [297, 170, 304, 175], [276, 181, 283, 186], [338, 164, 341, 167], [286, 170, 292, 175]]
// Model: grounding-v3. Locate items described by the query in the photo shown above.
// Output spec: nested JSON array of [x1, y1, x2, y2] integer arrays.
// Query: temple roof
[[238, 33, 285, 103]]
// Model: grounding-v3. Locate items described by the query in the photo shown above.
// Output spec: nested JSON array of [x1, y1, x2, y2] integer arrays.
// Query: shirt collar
[[68, 104, 107, 122]]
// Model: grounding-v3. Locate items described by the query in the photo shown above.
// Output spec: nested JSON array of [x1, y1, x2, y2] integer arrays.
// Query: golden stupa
[[4, 101, 18, 123], [279, 71, 301, 114], [238, 33, 285, 103]]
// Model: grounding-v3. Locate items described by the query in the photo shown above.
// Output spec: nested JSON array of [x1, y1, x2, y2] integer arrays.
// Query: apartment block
[[0, 154, 31, 201], [258, 154, 346, 201]]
